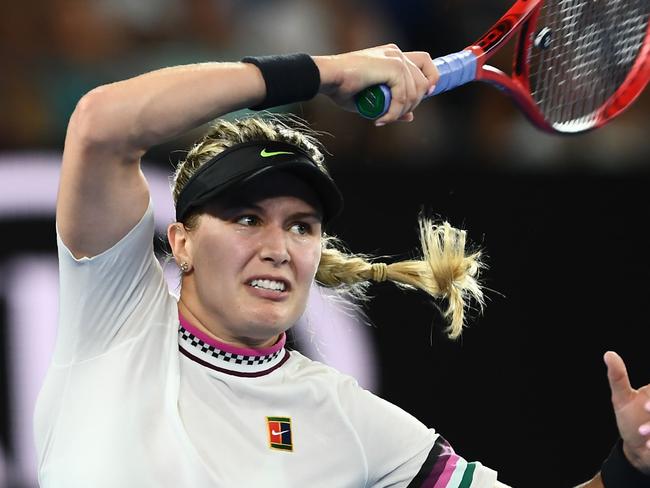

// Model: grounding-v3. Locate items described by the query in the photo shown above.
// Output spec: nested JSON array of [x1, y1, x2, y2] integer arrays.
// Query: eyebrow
[[230, 200, 323, 222]]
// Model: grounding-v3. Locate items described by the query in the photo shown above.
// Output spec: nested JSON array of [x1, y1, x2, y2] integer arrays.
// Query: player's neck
[[176, 299, 280, 350]]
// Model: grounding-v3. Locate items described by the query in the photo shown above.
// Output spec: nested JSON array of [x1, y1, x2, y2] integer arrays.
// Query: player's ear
[[167, 222, 194, 266]]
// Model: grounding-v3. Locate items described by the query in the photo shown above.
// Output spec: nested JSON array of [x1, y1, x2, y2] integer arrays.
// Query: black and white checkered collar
[[178, 315, 289, 377]]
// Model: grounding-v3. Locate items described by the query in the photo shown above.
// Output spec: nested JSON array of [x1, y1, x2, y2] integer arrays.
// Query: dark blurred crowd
[[1, 0, 648, 170]]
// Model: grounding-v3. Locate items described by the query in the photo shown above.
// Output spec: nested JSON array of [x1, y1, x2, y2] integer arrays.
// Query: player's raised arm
[[56, 45, 437, 259], [56, 61, 266, 258]]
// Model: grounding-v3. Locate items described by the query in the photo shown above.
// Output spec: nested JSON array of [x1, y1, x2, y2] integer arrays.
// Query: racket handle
[[431, 50, 477, 95], [355, 50, 478, 120]]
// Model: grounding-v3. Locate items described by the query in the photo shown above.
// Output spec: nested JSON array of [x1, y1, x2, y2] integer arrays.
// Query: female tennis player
[[34, 44, 649, 487]]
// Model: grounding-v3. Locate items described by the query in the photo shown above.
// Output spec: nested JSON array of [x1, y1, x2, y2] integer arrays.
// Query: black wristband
[[600, 439, 649, 487], [241, 53, 320, 110]]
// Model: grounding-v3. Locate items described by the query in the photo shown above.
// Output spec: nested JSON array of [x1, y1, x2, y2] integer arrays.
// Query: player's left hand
[[604, 350, 650, 474]]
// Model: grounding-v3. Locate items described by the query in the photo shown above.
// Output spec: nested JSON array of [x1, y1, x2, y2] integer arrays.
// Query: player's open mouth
[[248, 279, 287, 292]]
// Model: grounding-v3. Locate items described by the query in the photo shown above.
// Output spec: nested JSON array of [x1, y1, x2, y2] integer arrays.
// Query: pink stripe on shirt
[[431, 453, 462, 488], [420, 440, 458, 488]]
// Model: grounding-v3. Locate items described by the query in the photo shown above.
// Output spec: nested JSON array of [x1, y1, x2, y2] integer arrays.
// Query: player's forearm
[[69, 61, 265, 157]]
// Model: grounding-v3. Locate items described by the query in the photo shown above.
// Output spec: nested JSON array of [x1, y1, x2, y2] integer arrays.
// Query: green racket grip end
[[354, 85, 391, 120]]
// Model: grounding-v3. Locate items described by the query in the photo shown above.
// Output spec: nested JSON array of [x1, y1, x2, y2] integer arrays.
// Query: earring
[[180, 262, 190, 273]]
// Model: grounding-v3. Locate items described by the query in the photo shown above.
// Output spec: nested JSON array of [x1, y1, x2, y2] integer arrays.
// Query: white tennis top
[[34, 201, 503, 487]]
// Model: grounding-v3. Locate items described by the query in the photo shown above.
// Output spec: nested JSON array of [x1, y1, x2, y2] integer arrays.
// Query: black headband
[[175, 140, 344, 223]]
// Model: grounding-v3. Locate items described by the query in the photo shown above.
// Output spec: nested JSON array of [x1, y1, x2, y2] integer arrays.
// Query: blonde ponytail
[[316, 218, 484, 339]]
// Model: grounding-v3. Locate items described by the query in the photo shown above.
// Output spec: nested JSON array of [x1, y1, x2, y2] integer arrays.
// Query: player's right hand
[[313, 44, 439, 126], [604, 351, 650, 475]]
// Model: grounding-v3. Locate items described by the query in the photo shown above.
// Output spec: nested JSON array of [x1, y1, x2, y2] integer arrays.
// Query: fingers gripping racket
[[355, 0, 650, 134]]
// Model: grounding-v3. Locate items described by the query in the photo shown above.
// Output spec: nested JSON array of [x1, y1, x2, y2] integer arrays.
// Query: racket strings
[[528, 0, 648, 130]]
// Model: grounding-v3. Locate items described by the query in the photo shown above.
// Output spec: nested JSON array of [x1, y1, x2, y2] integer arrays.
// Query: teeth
[[250, 279, 286, 291]]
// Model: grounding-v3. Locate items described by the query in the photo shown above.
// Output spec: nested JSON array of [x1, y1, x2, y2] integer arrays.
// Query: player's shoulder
[[57, 197, 155, 263]]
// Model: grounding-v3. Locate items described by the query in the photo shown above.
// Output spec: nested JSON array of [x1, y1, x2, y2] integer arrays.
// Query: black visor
[[175, 140, 344, 223]]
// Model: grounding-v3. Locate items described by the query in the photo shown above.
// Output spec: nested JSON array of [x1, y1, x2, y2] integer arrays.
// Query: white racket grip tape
[[431, 50, 478, 96]]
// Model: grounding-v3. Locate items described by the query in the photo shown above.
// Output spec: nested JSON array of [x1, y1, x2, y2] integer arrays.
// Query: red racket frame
[[466, 0, 650, 133]]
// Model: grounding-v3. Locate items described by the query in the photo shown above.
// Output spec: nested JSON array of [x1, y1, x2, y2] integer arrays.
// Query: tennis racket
[[355, 0, 650, 134]]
